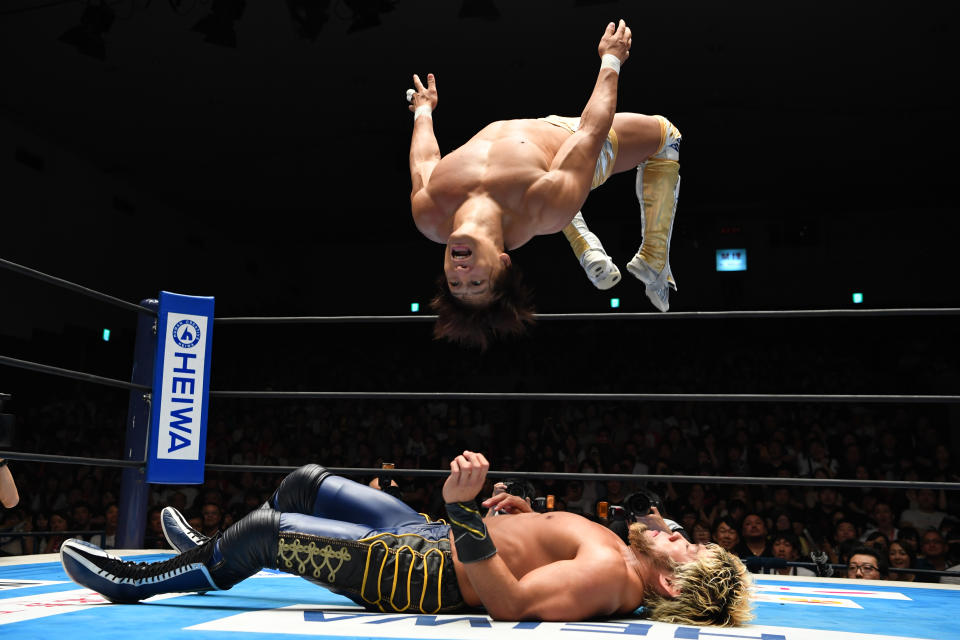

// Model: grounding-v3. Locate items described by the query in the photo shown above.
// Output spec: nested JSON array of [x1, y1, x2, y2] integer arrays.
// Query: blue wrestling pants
[[215, 466, 464, 614]]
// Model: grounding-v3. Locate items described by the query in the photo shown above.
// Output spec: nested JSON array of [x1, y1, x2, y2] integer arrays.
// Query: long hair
[[430, 264, 535, 350], [629, 523, 753, 627]]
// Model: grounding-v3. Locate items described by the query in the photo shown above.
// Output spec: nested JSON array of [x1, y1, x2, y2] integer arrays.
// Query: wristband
[[414, 105, 433, 121], [445, 500, 497, 563], [600, 54, 621, 74], [0, 459, 7, 468]]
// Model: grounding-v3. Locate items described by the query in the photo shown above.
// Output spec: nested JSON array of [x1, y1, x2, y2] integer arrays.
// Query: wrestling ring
[[1, 256, 959, 640]]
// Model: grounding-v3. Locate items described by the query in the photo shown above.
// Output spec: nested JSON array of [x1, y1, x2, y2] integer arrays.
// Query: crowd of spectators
[[1, 320, 959, 584], [2, 389, 959, 583]]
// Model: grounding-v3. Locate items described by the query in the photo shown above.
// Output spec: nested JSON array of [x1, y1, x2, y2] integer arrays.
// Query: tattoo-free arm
[[0, 460, 19, 508], [408, 73, 441, 201]]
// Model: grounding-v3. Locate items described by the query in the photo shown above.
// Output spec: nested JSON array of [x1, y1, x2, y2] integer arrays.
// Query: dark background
[[1, 0, 958, 397]]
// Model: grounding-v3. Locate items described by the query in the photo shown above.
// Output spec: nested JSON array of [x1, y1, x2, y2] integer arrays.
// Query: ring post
[[117, 298, 158, 549], [145, 292, 215, 485]]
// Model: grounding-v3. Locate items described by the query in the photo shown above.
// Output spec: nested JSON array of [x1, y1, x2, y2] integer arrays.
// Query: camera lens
[[628, 493, 651, 517]]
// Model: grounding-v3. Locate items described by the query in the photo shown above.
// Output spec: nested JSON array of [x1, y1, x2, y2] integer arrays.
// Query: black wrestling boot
[[162, 506, 209, 553], [61, 538, 221, 603]]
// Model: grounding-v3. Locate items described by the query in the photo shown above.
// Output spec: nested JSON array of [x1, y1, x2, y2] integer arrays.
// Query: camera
[[622, 488, 664, 520], [503, 478, 536, 502]]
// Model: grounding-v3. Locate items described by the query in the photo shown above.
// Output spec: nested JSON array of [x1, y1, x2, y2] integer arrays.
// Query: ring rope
[[0, 450, 143, 468], [0, 257, 154, 315], [214, 307, 960, 324], [3, 357, 955, 403], [208, 390, 960, 404], [6, 451, 953, 491], [0, 354, 150, 392]]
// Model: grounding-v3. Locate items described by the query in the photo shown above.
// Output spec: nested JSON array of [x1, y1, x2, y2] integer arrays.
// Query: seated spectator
[[862, 501, 899, 543], [917, 529, 953, 581], [864, 530, 890, 557], [900, 489, 947, 532], [897, 526, 920, 554], [143, 506, 168, 549], [199, 502, 224, 538], [736, 513, 774, 569], [713, 515, 741, 553], [70, 502, 94, 541], [44, 511, 71, 554], [770, 532, 816, 577], [691, 520, 712, 544], [887, 540, 917, 582], [89, 503, 118, 550], [846, 546, 887, 581]]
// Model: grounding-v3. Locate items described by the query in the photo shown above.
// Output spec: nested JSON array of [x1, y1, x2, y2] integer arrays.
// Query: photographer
[[606, 488, 690, 546], [485, 479, 538, 516]]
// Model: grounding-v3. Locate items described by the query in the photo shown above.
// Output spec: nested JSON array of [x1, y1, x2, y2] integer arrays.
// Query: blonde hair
[[641, 540, 753, 627]]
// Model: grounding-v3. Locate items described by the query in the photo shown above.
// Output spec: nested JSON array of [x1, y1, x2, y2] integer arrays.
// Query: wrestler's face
[[443, 240, 510, 305], [644, 529, 712, 565]]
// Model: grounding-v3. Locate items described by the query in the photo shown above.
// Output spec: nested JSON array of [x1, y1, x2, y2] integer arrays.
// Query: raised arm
[[525, 20, 633, 230], [0, 458, 19, 508], [408, 73, 441, 201], [444, 452, 624, 620]]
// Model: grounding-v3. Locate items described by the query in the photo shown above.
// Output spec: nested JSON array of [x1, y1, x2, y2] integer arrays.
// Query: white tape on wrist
[[414, 105, 433, 121], [600, 54, 621, 74]]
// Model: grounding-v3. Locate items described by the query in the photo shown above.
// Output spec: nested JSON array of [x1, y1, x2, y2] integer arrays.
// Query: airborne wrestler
[[60, 451, 751, 626], [407, 20, 683, 348]]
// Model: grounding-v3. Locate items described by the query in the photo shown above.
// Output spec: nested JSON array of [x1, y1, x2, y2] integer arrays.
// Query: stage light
[[58, 1, 115, 61], [852, 292, 863, 304], [102, 328, 111, 342], [609, 298, 620, 309], [410, 303, 420, 313], [192, 0, 247, 48]]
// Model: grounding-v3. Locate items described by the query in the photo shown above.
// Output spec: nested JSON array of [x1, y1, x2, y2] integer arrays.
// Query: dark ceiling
[[1, 0, 957, 318]]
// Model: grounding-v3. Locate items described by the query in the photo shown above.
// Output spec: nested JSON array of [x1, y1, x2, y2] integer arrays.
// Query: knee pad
[[210, 508, 281, 589], [267, 464, 331, 515]]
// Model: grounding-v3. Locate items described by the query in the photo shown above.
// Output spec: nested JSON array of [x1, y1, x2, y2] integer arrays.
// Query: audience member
[[769, 532, 815, 576], [900, 489, 948, 532], [887, 540, 916, 582], [846, 546, 886, 580]]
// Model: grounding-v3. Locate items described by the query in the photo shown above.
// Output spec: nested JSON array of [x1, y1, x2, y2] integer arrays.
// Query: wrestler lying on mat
[[60, 451, 751, 626], [408, 20, 683, 348]]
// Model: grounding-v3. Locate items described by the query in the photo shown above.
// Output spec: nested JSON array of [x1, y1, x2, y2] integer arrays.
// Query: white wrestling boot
[[627, 117, 681, 311], [563, 212, 622, 290]]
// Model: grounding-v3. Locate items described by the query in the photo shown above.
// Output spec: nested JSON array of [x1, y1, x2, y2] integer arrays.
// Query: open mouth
[[450, 245, 472, 260]]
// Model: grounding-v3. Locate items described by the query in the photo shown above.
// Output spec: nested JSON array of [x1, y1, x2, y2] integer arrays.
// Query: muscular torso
[[449, 511, 645, 615], [416, 119, 576, 249]]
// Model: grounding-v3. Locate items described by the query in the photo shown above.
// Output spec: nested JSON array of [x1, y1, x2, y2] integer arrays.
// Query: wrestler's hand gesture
[[598, 19, 631, 63], [483, 492, 534, 515], [443, 450, 489, 503], [407, 73, 438, 113], [636, 506, 670, 533]]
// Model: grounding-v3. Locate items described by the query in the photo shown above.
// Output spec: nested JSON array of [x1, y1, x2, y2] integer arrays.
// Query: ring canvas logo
[[147, 292, 214, 484]]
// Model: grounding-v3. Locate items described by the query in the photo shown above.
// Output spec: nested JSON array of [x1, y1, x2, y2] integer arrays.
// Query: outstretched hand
[[443, 450, 489, 503], [483, 492, 534, 515], [598, 19, 632, 63], [407, 73, 438, 113], [636, 506, 670, 533]]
